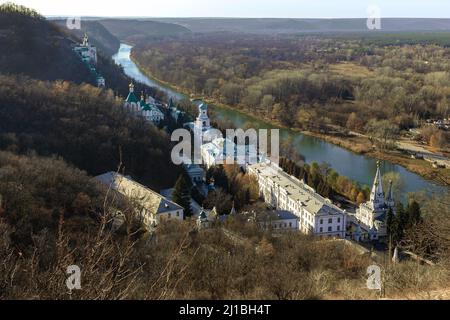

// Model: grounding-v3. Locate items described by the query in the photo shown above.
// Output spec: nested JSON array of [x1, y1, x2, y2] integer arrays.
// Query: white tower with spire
[[369, 161, 385, 211], [194, 103, 211, 134], [124, 82, 139, 112], [355, 161, 395, 241]]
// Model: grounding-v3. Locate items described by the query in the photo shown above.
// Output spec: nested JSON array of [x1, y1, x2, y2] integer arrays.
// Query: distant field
[[330, 62, 375, 78]]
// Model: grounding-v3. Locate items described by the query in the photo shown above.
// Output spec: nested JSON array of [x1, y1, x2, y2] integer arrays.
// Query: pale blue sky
[[5, 0, 450, 18]]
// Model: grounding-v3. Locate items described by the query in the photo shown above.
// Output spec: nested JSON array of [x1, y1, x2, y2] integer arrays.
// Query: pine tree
[[386, 207, 395, 237], [172, 174, 192, 217], [406, 200, 422, 229], [392, 202, 407, 244]]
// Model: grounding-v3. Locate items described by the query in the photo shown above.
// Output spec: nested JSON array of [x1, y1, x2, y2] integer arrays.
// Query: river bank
[[112, 44, 445, 197], [132, 53, 449, 186]]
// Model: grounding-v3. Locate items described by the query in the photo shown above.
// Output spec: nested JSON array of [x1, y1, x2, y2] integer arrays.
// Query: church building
[[190, 103, 221, 143], [354, 161, 395, 241], [123, 82, 164, 124], [73, 33, 105, 87]]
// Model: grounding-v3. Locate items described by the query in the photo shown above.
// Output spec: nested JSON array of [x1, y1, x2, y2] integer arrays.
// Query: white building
[[96, 172, 184, 228], [167, 98, 184, 122], [201, 138, 258, 169], [249, 161, 347, 238], [74, 33, 97, 65], [74, 33, 106, 88], [258, 210, 299, 232], [184, 162, 205, 184], [185, 103, 221, 143], [123, 83, 164, 124], [354, 161, 395, 241]]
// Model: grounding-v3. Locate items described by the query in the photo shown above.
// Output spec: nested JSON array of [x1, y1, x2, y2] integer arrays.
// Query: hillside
[[0, 75, 181, 190], [150, 18, 450, 34], [0, 4, 166, 99], [98, 19, 191, 43], [51, 19, 121, 57], [0, 3, 93, 83]]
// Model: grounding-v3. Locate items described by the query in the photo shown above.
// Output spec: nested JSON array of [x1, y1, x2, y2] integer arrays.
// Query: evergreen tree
[[206, 166, 229, 192], [406, 200, 422, 229], [386, 207, 395, 237], [392, 202, 407, 244], [172, 174, 193, 217]]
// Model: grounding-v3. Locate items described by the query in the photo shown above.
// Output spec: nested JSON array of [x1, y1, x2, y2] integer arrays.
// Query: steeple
[[125, 82, 138, 105], [168, 98, 175, 109], [82, 32, 89, 47], [194, 102, 211, 133], [369, 161, 385, 210], [386, 180, 395, 209]]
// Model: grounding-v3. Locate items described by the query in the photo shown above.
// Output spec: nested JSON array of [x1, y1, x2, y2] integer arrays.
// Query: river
[[113, 43, 446, 199]]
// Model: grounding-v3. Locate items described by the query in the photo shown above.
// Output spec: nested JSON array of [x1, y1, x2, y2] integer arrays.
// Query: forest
[[0, 3, 167, 99], [0, 75, 181, 189], [133, 33, 450, 151]]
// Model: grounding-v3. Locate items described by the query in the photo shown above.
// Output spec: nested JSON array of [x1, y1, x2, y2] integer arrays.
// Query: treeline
[[279, 158, 368, 204], [133, 33, 450, 149], [0, 75, 181, 189]]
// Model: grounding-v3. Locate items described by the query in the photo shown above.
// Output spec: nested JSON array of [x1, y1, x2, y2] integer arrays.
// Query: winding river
[[113, 43, 446, 199]]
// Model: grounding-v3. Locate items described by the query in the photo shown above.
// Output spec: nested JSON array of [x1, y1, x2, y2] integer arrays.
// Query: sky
[[4, 0, 450, 18]]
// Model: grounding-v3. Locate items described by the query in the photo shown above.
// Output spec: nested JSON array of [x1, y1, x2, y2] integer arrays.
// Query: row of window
[[319, 225, 341, 233], [273, 222, 294, 229], [166, 211, 181, 219], [319, 217, 341, 225]]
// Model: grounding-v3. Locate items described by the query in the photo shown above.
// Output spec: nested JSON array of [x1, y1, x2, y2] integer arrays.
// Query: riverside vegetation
[[132, 33, 450, 184]]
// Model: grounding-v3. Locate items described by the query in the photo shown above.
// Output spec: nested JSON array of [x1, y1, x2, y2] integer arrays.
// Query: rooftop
[[249, 162, 344, 217], [96, 172, 183, 215]]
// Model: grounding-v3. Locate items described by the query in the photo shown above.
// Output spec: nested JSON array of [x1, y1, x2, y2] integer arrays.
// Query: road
[[397, 139, 450, 168]]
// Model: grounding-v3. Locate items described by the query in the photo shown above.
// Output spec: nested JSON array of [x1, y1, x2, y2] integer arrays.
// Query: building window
[[319, 227, 323, 233], [320, 219, 323, 224], [168, 213, 172, 219], [337, 226, 340, 231], [338, 218, 341, 223], [289, 222, 292, 228], [176, 212, 180, 217], [328, 218, 332, 224], [328, 226, 332, 232]]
